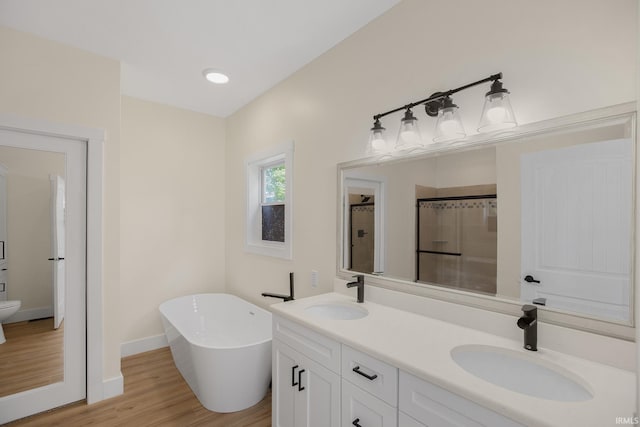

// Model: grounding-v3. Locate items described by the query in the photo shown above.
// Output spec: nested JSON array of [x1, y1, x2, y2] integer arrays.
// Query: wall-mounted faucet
[[346, 274, 365, 303], [262, 272, 295, 302], [517, 304, 537, 351]]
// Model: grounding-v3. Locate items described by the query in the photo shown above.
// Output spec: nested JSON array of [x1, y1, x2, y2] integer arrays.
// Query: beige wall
[[226, 0, 637, 307], [0, 147, 64, 310], [0, 26, 122, 380], [120, 96, 227, 342]]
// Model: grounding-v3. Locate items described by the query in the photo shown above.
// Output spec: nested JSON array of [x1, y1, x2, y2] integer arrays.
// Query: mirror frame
[[337, 102, 637, 340]]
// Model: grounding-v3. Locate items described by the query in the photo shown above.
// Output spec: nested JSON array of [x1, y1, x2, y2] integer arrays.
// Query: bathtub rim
[[159, 292, 272, 351]]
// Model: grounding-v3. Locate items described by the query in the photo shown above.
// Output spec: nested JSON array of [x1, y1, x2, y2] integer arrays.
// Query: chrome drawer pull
[[352, 365, 377, 381]]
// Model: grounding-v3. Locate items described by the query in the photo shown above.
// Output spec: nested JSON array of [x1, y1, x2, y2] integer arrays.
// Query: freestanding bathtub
[[159, 293, 272, 413]]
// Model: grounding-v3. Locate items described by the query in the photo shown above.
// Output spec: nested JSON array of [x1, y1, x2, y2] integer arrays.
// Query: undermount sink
[[451, 345, 593, 402], [305, 302, 368, 320]]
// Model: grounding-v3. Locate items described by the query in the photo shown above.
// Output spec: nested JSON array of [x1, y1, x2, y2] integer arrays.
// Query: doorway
[[0, 115, 105, 424]]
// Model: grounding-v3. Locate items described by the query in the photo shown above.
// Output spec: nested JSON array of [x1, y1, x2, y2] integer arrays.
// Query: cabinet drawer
[[342, 379, 397, 427], [399, 371, 525, 427], [342, 345, 398, 407], [273, 315, 341, 373], [398, 412, 425, 427]]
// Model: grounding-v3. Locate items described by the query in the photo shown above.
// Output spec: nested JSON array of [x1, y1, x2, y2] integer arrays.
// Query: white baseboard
[[102, 373, 124, 400], [5, 306, 53, 323], [121, 334, 168, 358]]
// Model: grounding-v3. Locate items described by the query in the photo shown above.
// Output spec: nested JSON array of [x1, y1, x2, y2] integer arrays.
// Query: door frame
[[0, 113, 105, 403]]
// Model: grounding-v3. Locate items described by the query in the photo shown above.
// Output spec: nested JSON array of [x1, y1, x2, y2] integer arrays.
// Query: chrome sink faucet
[[346, 274, 365, 303], [517, 304, 538, 351]]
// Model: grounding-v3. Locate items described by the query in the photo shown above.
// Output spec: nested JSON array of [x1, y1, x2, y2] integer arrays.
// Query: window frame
[[245, 141, 294, 259]]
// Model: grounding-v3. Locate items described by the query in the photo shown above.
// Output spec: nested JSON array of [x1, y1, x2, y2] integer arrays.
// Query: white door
[[50, 175, 66, 329], [521, 138, 633, 321], [0, 128, 86, 423]]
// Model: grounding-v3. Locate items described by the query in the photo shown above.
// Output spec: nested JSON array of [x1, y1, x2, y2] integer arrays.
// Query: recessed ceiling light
[[203, 68, 229, 84]]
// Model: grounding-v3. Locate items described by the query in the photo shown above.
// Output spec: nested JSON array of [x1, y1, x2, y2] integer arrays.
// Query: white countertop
[[270, 292, 636, 427]]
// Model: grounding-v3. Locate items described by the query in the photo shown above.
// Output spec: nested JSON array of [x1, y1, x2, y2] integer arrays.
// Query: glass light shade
[[395, 110, 423, 150], [367, 122, 390, 156], [433, 105, 466, 143], [478, 92, 517, 132]]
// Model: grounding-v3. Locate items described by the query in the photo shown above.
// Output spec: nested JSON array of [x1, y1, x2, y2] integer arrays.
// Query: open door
[[50, 174, 65, 329]]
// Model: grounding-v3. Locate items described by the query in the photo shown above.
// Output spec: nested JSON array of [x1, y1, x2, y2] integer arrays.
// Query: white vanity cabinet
[[398, 371, 525, 427], [273, 314, 527, 427], [272, 315, 341, 427]]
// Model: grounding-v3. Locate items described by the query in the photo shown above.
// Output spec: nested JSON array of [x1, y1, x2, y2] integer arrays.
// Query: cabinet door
[[273, 339, 299, 427], [342, 379, 397, 427], [297, 351, 341, 427], [273, 339, 341, 427]]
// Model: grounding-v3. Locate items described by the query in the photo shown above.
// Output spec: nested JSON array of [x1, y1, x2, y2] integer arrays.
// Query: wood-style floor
[[0, 318, 64, 397], [7, 347, 272, 426]]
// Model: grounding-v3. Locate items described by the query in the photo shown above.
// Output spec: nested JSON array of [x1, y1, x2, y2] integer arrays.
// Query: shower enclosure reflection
[[0, 145, 65, 398], [417, 188, 497, 295]]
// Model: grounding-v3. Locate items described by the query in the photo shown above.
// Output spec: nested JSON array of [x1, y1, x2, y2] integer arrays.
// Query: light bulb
[[486, 106, 507, 123], [438, 111, 463, 136], [433, 99, 466, 143], [371, 132, 386, 151]]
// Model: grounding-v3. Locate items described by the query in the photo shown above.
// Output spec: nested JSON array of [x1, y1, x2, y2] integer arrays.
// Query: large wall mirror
[[0, 145, 66, 398], [338, 103, 636, 339]]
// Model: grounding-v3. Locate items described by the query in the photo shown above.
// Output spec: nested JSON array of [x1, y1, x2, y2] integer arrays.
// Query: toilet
[[0, 300, 21, 344]]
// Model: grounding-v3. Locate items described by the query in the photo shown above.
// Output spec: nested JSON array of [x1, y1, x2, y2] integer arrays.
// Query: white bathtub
[[159, 293, 272, 413]]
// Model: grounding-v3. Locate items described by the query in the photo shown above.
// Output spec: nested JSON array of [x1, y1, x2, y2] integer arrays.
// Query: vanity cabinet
[[273, 314, 524, 427], [273, 316, 341, 427]]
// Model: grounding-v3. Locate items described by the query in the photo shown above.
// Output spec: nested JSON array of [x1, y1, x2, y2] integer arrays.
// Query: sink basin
[[451, 345, 592, 401], [305, 302, 368, 320]]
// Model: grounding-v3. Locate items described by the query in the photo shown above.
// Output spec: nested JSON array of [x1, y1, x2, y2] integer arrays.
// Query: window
[[261, 162, 285, 242], [246, 142, 293, 259]]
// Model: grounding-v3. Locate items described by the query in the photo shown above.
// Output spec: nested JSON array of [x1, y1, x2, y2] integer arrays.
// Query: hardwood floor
[[7, 347, 272, 426], [0, 318, 64, 397]]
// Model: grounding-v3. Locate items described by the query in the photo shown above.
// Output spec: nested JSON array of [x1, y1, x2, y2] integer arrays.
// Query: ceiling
[[0, 0, 400, 117]]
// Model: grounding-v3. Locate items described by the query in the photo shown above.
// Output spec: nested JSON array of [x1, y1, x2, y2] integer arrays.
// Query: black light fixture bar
[[373, 72, 503, 121]]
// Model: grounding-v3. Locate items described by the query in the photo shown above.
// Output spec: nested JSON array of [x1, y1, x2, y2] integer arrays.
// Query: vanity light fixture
[[368, 72, 516, 155], [202, 68, 230, 84]]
